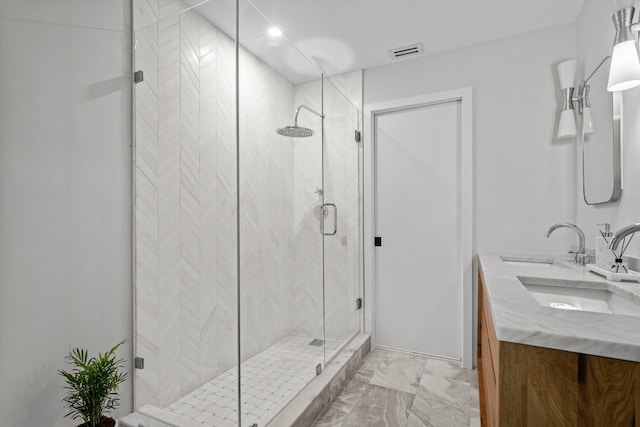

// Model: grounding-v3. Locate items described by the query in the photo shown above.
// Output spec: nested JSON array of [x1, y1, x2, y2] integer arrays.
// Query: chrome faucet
[[609, 223, 640, 251], [545, 222, 587, 264]]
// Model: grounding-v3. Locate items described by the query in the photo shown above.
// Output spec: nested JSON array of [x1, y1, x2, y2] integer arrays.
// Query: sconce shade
[[558, 60, 577, 89], [608, 7, 640, 91], [582, 106, 595, 135], [558, 109, 577, 138], [557, 59, 577, 138], [608, 40, 640, 91]]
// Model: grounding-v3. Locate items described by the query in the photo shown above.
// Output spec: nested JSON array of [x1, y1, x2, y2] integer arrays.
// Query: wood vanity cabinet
[[478, 265, 640, 427]]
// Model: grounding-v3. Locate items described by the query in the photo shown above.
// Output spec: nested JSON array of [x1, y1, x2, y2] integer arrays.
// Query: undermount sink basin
[[500, 256, 568, 268], [518, 276, 640, 318]]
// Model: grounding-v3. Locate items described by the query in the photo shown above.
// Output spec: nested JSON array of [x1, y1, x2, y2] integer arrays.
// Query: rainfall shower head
[[276, 104, 324, 138], [277, 125, 314, 138]]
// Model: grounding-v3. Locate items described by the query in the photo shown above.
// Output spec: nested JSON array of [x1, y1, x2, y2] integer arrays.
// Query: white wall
[[365, 23, 579, 257], [0, 1, 133, 426], [576, 0, 640, 257]]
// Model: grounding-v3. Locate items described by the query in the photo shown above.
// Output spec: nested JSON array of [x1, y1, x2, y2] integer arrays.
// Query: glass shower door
[[322, 76, 363, 360], [132, 0, 240, 425], [237, 1, 325, 425], [132, 0, 364, 424]]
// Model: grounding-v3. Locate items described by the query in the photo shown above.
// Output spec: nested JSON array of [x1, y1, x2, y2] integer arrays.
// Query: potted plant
[[58, 340, 127, 427]]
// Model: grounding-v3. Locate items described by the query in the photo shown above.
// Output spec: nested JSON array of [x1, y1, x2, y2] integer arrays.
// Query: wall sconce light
[[557, 57, 610, 138], [608, 6, 640, 92], [557, 4, 640, 138], [558, 59, 578, 138]]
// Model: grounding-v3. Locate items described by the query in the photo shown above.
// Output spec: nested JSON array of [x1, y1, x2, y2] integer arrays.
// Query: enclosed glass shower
[[132, 0, 363, 425]]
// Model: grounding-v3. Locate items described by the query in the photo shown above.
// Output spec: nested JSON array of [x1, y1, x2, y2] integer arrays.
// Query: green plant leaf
[[58, 340, 127, 427]]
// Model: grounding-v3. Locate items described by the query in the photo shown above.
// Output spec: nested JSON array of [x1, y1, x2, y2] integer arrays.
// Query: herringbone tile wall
[[133, 0, 362, 411], [238, 44, 298, 362]]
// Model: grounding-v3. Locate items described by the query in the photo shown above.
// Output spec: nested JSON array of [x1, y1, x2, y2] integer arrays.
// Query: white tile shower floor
[[158, 335, 342, 427]]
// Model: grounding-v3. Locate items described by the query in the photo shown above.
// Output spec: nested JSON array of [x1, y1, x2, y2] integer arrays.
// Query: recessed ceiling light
[[268, 27, 282, 38]]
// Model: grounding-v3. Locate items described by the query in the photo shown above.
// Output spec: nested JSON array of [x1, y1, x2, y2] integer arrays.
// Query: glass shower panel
[[238, 1, 325, 425], [132, 0, 239, 425], [322, 76, 363, 359]]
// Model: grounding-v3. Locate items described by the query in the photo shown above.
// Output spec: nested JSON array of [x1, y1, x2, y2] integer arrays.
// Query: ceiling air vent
[[388, 43, 424, 61]]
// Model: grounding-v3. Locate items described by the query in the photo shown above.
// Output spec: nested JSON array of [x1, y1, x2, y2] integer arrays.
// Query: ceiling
[[187, 0, 586, 83]]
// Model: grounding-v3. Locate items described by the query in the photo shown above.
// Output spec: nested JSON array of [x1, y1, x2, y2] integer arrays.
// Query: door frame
[[363, 88, 473, 368]]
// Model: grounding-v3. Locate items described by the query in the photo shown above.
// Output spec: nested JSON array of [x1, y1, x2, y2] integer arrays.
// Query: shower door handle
[[321, 203, 337, 236]]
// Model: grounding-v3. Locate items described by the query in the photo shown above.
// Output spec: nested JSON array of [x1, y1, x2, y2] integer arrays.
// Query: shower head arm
[[294, 104, 325, 126]]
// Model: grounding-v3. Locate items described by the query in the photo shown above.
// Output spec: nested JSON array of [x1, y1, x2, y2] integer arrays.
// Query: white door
[[374, 100, 462, 360]]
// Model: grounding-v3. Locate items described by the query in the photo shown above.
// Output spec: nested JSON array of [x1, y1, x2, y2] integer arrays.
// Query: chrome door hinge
[[134, 70, 144, 84], [355, 130, 362, 143], [316, 363, 323, 375], [356, 297, 363, 310], [134, 357, 144, 369]]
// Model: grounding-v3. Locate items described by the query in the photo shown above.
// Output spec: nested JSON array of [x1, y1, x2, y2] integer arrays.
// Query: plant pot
[[78, 416, 116, 427]]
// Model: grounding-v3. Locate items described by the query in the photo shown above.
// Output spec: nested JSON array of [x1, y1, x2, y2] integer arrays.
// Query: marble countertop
[[479, 253, 640, 362]]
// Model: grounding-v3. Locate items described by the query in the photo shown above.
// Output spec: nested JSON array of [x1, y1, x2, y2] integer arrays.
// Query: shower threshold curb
[[266, 333, 372, 427], [120, 334, 371, 427]]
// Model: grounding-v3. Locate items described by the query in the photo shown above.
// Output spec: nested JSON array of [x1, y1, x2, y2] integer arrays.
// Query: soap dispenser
[[595, 223, 615, 269]]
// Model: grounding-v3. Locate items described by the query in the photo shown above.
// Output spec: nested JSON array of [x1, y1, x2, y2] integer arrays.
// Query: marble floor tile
[[406, 411, 431, 427], [359, 348, 425, 377], [336, 372, 371, 406], [312, 400, 352, 427], [411, 391, 469, 427], [469, 385, 480, 419], [313, 348, 480, 427], [367, 352, 427, 394], [470, 369, 479, 390], [357, 349, 394, 378], [410, 374, 471, 427], [417, 373, 470, 407], [423, 358, 470, 383], [341, 384, 415, 427], [313, 370, 373, 425]]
